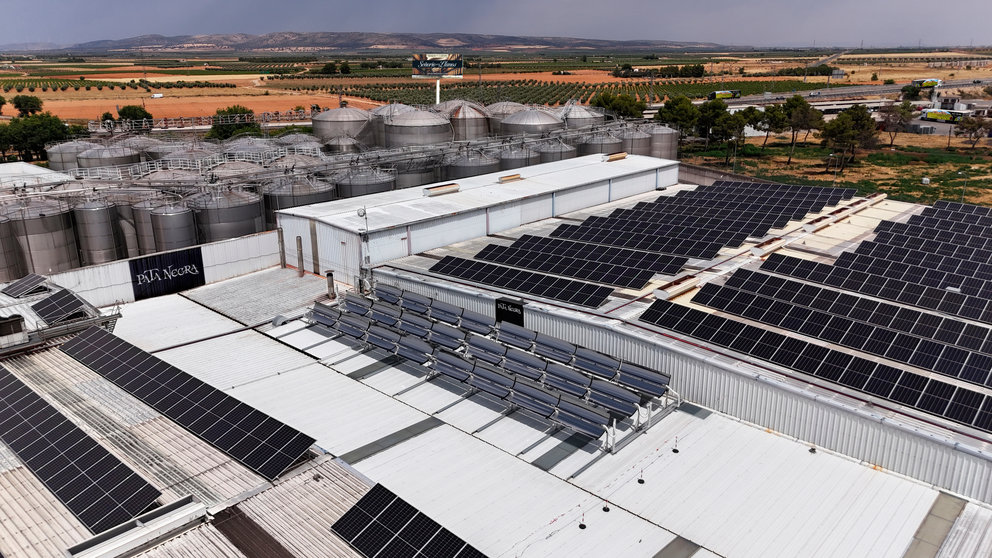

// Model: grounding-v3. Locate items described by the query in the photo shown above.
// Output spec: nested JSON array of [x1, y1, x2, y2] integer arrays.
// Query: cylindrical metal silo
[[105, 189, 157, 258], [444, 152, 501, 180], [444, 102, 490, 141], [114, 136, 164, 161], [619, 127, 653, 156], [561, 105, 606, 129], [275, 132, 319, 146], [161, 147, 217, 165], [324, 136, 362, 154], [335, 168, 396, 198], [393, 158, 440, 190], [312, 108, 373, 144], [187, 189, 264, 243], [499, 109, 565, 136], [486, 101, 527, 135], [271, 152, 324, 169], [262, 176, 336, 230], [384, 110, 453, 147], [0, 217, 24, 282], [76, 146, 142, 169], [133, 199, 159, 255], [498, 146, 541, 170], [46, 141, 101, 172], [210, 161, 265, 178], [223, 137, 273, 155], [3, 199, 80, 274], [578, 133, 623, 155], [646, 125, 678, 159], [73, 199, 125, 266], [151, 203, 197, 252], [535, 140, 577, 163], [370, 104, 416, 146]]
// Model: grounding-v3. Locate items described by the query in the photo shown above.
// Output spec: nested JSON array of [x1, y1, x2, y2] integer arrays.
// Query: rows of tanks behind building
[[4, 101, 675, 282]]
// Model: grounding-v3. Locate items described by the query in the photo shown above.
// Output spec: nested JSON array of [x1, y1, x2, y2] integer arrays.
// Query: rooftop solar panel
[[60, 327, 315, 481], [31, 288, 87, 325], [1, 273, 47, 298], [0, 366, 161, 533]]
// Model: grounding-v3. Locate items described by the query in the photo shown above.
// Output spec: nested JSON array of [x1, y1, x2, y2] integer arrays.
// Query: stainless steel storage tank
[[324, 136, 362, 154], [114, 136, 164, 161], [312, 107, 373, 144], [223, 137, 273, 155], [161, 147, 217, 164], [132, 199, 160, 255], [76, 146, 141, 169], [486, 101, 526, 135], [271, 152, 323, 169], [444, 151, 501, 180], [535, 140, 577, 163], [151, 203, 197, 252], [393, 158, 440, 189], [46, 141, 101, 171], [498, 146, 541, 170], [187, 189, 264, 244], [384, 110, 453, 147], [443, 102, 490, 141], [335, 168, 396, 198], [560, 104, 606, 129], [436, 99, 486, 114], [3, 199, 80, 274], [619, 127, 653, 156], [646, 125, 678, 159], [210, 161, 265, 178], [0, 217, 24, 282], [275, 132, 320, 146], [73, 199, 125, 266], [370, 103, 415, 146], [261, 176, 336, 230], [578, 133, 623, 155], [106, 189, 158, 258], [499, 109, 565, 136]]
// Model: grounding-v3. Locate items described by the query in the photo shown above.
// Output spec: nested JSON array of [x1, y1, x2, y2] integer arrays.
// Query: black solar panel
[[475, 244, 655, 289], [1, 273, 47, 298], [0, 366, 161, 533], [31, 288, 87, 324], [429, 256, 613, 308], [60, 327, 315, 481], [639, 299, 992, 435], [332, 484, 487, 558]]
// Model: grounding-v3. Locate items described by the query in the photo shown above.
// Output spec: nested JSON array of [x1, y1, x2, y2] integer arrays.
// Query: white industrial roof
[[0, 162, 74, 187], [277, 154, 675, 234]]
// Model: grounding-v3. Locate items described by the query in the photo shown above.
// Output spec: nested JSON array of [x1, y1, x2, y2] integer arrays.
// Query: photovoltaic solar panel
[[332, 483, 487, 558], [1, 273, 47, 298], [31, 288, 87, 325], [60, 327, 315, 481], [429, 256, 613, 308], [0, 366, 161, 534]]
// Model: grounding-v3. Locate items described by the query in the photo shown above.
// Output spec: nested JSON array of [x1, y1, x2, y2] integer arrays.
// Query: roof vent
[[423, 183, 459, 197], [498, 174, 522, 184], [603, 152, 628, 162]]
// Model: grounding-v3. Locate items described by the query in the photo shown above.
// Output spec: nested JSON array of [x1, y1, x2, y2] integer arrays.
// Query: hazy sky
[[2, 0, 988, 48]]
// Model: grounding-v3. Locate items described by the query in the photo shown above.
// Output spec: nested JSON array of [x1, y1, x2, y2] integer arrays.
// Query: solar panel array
[[639, 299, 992, 433], [61, 327, 315, 481], [429, 256, 614, 308], [693, 269, 992, 387], [332, 483, 486, 558], [1, 273, 47, 298], [31, 288, 87, 325], [312, 286, 671, 440], [0, 366, 161, 533]]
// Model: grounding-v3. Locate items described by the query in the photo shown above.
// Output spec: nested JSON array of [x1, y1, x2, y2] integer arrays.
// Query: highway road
[[728, 78, 992, 105]]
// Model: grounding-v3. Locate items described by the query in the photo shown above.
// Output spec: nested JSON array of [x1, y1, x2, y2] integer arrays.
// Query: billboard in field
[[412, 53, 463, 79]]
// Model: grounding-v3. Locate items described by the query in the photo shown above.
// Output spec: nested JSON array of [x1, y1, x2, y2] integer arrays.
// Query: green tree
[[117, 105, 153, 121], [11, 95, 43, 116], [819, 112, 857, 171], [590, 92, 647, 118], [0, 95, 5, 116], [340, 62, 351, 74], [0, 124, 12, 160], [318, 62, 337, 74], [879, 100, 915, 147], [100, 111, 115, 122], [846, 104, 880, 158], [205, 105, 261, 140], [758, 104, 789, 149], [655, 95, 699, 152], [954, 115, 992, 149], [696, 99, 729, 148], [901, 84, 921, 101], [4, 112, 68, 162], [783, 95, 822, 164], [711, 111, 747, 166]]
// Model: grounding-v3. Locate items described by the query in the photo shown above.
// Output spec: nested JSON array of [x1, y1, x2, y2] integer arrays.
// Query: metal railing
[[87, 109, 325, 133]]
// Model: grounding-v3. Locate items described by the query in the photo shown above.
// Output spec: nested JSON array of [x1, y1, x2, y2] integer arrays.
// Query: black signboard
[[412, 53, 463, 79], [129, 247, 205, 301], [495, 297, 524, 327]]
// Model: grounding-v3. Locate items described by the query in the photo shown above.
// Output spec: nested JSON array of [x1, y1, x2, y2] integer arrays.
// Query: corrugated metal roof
[[936, 503, 992, 558], [135, 524, 248, 558], [354, 424, 678, 557], [0, 465, 91, 558], [227, 362, 428, 456], [279, 154, 674, 234], [113, 294, 247, 352]]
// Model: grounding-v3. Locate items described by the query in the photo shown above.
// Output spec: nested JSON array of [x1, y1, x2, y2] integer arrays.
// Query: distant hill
[[10, 32, 729, 53], [0, 41, 66, 52]]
